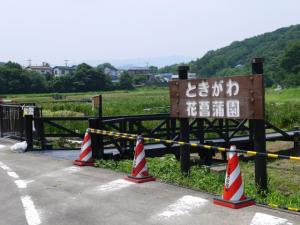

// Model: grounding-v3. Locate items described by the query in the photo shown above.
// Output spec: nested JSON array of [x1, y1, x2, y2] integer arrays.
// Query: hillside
[[160, 24, 300, 86]]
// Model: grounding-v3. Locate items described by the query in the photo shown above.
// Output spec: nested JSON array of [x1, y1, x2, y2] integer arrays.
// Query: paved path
[[0, 138, 299, 225]]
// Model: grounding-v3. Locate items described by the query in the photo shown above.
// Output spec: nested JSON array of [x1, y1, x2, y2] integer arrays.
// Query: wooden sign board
[[169, 74, 264, 119], [92, 95, 101, 109], [23, 106, 35, 116]]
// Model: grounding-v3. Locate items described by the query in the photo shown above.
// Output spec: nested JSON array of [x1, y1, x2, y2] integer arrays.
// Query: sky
[[1, 0, 300, 67]]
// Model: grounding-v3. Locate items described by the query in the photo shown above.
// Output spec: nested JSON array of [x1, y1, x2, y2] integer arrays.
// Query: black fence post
[[171, 118, 177, 138], [120, 120, 127, 154], [98, 95, 104, 159], [293, 127, 300, 156], [129, 121, 135, 152], [98, 95, 102, 118], [196, 118, 205, 161], [36, 117, 45, 150], [166, 118, 170, 140], [89, 118, 103, 160], [178, 65, 190, 175], [19, 106, 24, 139], [0, 105, 3, 138], [251, 58, 268, 192], [24, 115, 33, 151]]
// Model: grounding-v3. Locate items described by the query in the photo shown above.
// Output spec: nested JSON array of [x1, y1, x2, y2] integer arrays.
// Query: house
[[127, 67, 152, 80], [53, 66, 75, 77], [26, 62, 53, 75], [127, 67, 151, 75], [171, 73, 197, 80], [155, 73, 174, 82], [103, 67, 118, 77]]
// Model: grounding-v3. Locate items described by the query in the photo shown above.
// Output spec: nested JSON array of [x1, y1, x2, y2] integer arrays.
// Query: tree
[[4, 61, 22, 70], [280, 40, 300, 74], [68, 63, 113, 92], [159, 24, 300, 86], [96, 63, 116, 71], [149, 66, 158, 74], [119, 72, 133, 89], [0, 62, 48, 94]]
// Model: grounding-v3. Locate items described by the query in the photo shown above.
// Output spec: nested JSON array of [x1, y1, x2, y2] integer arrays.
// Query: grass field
[[5, 86, 300, 129], [7, 87, 170, 116], [266, 87, 300, 103]]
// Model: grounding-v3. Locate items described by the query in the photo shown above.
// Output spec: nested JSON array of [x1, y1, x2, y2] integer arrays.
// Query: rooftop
[[53, 66, 75, 70], [26, 66, 52, 69], [128, 67, 150, 71]]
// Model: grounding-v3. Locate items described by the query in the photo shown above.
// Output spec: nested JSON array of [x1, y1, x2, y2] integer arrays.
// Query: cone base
[[124, 175, 156, 183], [73, 160, 94, 167], [213, 196, 254, 209]]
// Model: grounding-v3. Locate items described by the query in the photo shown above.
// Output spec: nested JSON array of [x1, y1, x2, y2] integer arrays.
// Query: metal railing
[[0, 103, 41, 139]]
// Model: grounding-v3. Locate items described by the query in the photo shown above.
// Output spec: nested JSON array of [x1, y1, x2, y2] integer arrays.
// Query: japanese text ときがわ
[[185, 79, 240, 118]]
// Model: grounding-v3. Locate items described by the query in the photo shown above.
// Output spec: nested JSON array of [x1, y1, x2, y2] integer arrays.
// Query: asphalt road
[[0, 138, 299, 225]]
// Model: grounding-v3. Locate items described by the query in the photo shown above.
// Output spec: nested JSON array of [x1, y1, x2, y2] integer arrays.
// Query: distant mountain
[[86, 55, 193, 69], [159, 24, 300, 86]]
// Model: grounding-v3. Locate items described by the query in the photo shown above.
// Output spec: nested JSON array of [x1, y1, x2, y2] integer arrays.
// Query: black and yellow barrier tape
[[88, 128, 300, 161], [257, 202, 300, 213]]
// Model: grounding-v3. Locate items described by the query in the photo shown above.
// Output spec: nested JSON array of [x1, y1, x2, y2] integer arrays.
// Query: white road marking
[[0, 144, 6, 149], [250, 212, 293, 225], [158, 195, 208, 218], [0, 161, 41, 225], [63, 166, 81, 173], [1, 165, 12, 171], [96, 179, 133, 192], [7, 171, 20, 179], [41, 166, 83, 178], [21, 196, 41, 225], [15, 180, 28, 189], [24, 180, 35, 185]]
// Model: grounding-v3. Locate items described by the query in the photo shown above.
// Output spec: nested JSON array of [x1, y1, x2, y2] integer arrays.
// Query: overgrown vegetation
[[6, 86, 300, 130], [94, 155, 300, 209]]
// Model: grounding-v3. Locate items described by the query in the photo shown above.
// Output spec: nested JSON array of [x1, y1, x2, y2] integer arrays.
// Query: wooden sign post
[[169, 61, 267, 191], [251, 58, 267, 192], [178, 66, 190, 175], [92, 95, 102, 118]]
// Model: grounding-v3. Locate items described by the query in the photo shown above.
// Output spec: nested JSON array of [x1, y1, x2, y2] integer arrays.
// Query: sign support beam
[[178, 66, 190, 175], [251, 58, 268, 192]]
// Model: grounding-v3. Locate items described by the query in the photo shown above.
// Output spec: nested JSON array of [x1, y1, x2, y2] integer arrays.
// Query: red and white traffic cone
[[73, 130, 94, 166], [125, 136, 155, 183], [213, 145, 254, 209]]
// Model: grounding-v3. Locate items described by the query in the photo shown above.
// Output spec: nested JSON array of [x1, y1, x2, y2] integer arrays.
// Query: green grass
[[266, 87, 300, 103], [7, 87, 170, 116], [95, 155, 300, 209], [5, 86, 300, 129]]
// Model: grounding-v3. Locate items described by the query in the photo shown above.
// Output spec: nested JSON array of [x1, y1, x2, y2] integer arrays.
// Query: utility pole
[[27, 59, 32, 67], [64, 59, 69, 67]]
